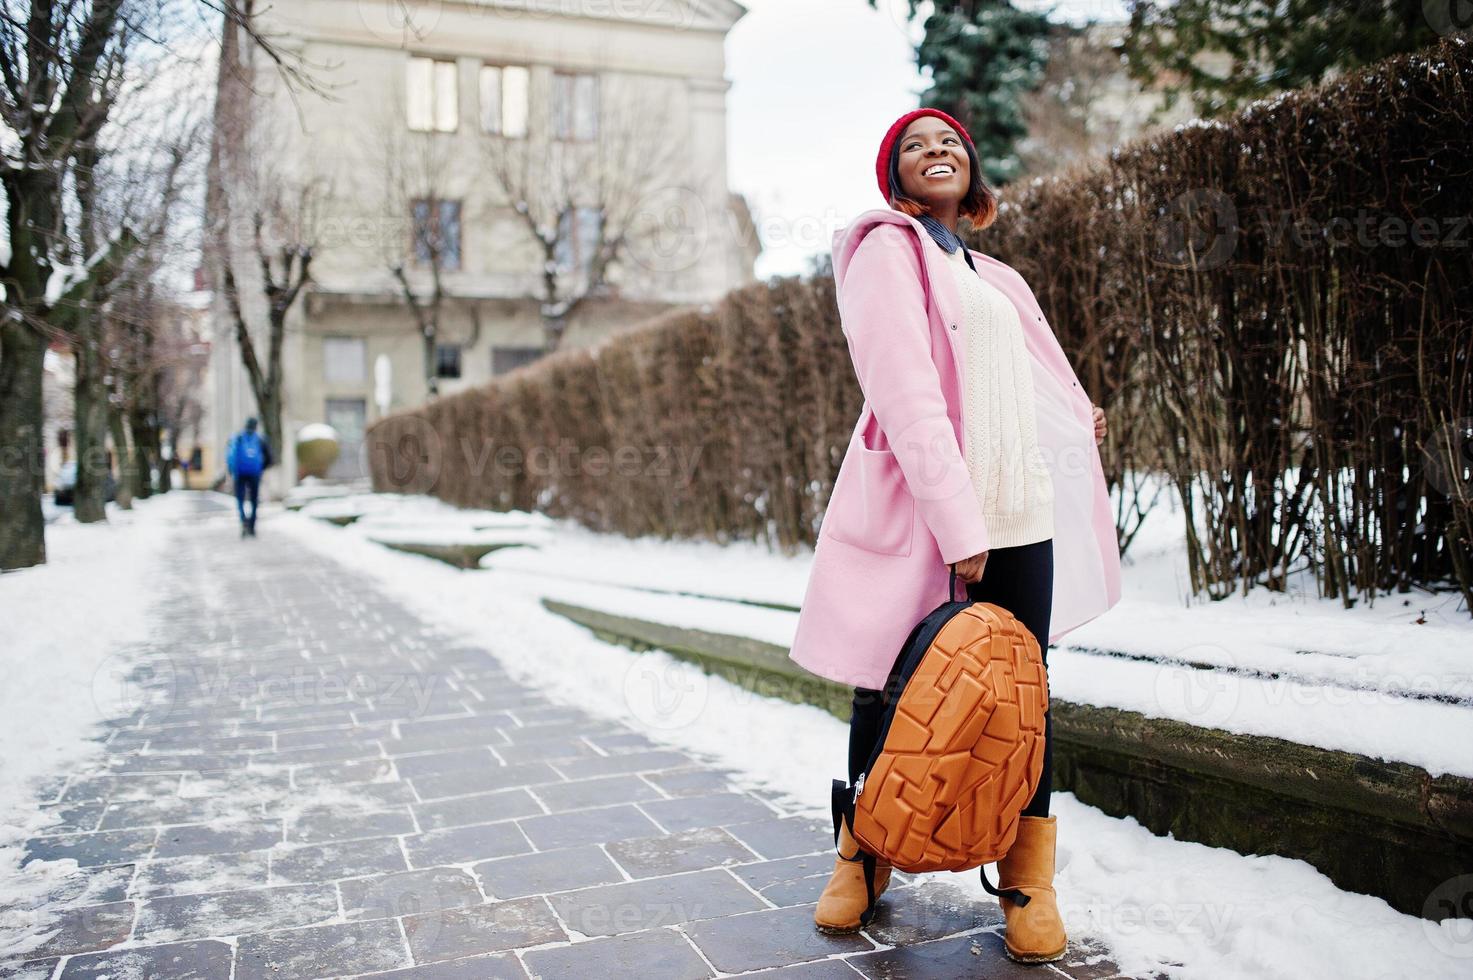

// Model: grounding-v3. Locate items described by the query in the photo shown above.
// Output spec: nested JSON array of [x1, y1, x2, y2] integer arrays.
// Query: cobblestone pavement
[[4, 494, 1132, 978]]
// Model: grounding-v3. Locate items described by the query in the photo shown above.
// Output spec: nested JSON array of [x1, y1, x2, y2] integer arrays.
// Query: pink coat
[[788, 208, 1123, 689]]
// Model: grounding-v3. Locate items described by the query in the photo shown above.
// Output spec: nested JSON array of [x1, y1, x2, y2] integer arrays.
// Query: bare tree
[[477, 79, 686, 352], [207, 0, 327, 482], [0, 0, 318, 567], [365, 104, 477, 400]]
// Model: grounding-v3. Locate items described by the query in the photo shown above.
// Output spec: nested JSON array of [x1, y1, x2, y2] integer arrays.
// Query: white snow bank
[[0, 494, 183, 956]]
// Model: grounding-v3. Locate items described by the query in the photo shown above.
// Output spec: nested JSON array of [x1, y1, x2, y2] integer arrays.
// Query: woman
[[787, 107, 1122, 962]]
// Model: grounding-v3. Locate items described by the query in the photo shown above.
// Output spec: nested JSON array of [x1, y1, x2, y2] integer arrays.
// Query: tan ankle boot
[[996, 814, 1067, 962], [813, 813, 892, 934]]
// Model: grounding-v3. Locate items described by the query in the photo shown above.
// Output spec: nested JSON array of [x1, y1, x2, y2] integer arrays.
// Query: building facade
[[207, 0, 757, 492]]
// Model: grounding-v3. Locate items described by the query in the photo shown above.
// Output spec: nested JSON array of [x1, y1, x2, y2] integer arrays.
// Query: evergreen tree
[[872, 0, 1053, 185], [1124, 0, 1446, 118]]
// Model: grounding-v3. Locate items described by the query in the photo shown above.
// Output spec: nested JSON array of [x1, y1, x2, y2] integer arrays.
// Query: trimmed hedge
[[369, 37, 1473, 609]]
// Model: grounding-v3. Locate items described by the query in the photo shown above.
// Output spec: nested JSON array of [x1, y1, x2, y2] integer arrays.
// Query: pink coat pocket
[[822, 441, 916, 556]]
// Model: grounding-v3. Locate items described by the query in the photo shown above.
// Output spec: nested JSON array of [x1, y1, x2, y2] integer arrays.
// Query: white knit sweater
[[943, 245, 1055, 549]]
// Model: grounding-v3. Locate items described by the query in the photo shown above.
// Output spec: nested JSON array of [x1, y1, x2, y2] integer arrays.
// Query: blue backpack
[[232, 431, 265, 477]]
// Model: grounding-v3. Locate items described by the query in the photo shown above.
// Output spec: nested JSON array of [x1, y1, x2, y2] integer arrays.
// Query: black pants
[[846, 537, 1055, 817], [235, 473, 261, 530]]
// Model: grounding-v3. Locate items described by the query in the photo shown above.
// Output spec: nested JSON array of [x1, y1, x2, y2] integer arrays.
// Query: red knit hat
[[875, 107, 975, 204]]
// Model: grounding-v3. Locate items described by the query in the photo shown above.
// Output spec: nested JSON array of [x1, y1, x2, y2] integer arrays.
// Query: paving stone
[[355, 952, 528, 978], [554, 750, 694, 780], [24, 828, 157, 868], [846, 931, 1045, 979], [133, 850, 272, 898], [404, 822, 533, 868], [683, 902, 875, 973], [270, 836, 408, 883], [111, 752, 254, 773], [517, 804, 662, 851], [390, 747, 499, 779], [235, 919, 410, 979], [642, 769, 738, 797], [255, 739, 385, 766], [19, 901, 133, 959], [177, 770, 290, 799], [861, 881, 1004, 946], [286, 806, 415, 843], [723, 816, 832, 860], [58, 938, 234, 978], [292, 757, 397, 787], [530, 774, 665, 813], [154, 821, 281, 858], [98, 795, 238, 830], [276, 724, 392, 750], [585, 732, 659, 753], [60, 773, 182, 803], [495, 738, 598, 765], [136, 883, 338, 942], [412, 788, 545, 831], [37, 801, 107, 835], [547, 868, 765, 938], [604, 826, 757, 879], [410, 762, 564, 801], [473, 844, 624, 899], [29, 863, 135, 908], [521, 926, 714, 980], [403, 896, 566, 963], [727, 853, 835, 907], [340, 867, 484, 920], [0, 959, 60, 979], [731, 959, 865, 978], [636, 792, 777, 833]]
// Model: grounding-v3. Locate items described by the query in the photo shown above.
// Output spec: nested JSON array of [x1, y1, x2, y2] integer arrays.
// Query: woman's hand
[[1092, 404, 1107, 445], [951, 550, 989, 585]]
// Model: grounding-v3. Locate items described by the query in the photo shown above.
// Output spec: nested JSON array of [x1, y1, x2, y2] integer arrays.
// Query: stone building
[[206, 0, 758, 490]]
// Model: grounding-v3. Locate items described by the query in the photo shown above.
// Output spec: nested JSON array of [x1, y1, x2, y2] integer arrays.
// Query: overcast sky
[[726, 0, 1130, 280]]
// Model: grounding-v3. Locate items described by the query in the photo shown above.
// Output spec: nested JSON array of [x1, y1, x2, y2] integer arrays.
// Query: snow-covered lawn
[[0, 494, 185, 952], [278, 496, 1473, 980]]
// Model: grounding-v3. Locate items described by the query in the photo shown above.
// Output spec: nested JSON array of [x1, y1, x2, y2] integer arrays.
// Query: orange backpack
[[830, 567, 1050, 921]]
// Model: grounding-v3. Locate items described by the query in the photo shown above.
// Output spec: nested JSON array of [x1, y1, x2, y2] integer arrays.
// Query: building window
[[435, 344, 463, 379], [480, 64, 529, 137], [552, 71, 598, 141], [323, 336, 367, 383], [411, 198, 462, 271], [492, 346, 543, 376], [554, 206, 603, 275], [407, 56, 458, 132]]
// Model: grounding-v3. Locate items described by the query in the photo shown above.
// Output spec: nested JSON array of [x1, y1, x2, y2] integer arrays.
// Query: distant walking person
[[226, 417, 273, 537]]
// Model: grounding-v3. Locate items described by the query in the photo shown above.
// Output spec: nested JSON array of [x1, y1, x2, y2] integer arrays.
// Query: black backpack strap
[[980, 863, 1032, 907], [830, 779, 883, 926]]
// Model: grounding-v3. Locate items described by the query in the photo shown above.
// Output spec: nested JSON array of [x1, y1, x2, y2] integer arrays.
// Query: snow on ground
[[299, 490, 1473, 777], [0, 494, 184, 953], [279, 500, 1473, 980]]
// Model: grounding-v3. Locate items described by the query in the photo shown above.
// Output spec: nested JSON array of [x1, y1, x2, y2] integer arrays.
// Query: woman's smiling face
[[897, 116, 969, 209]]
